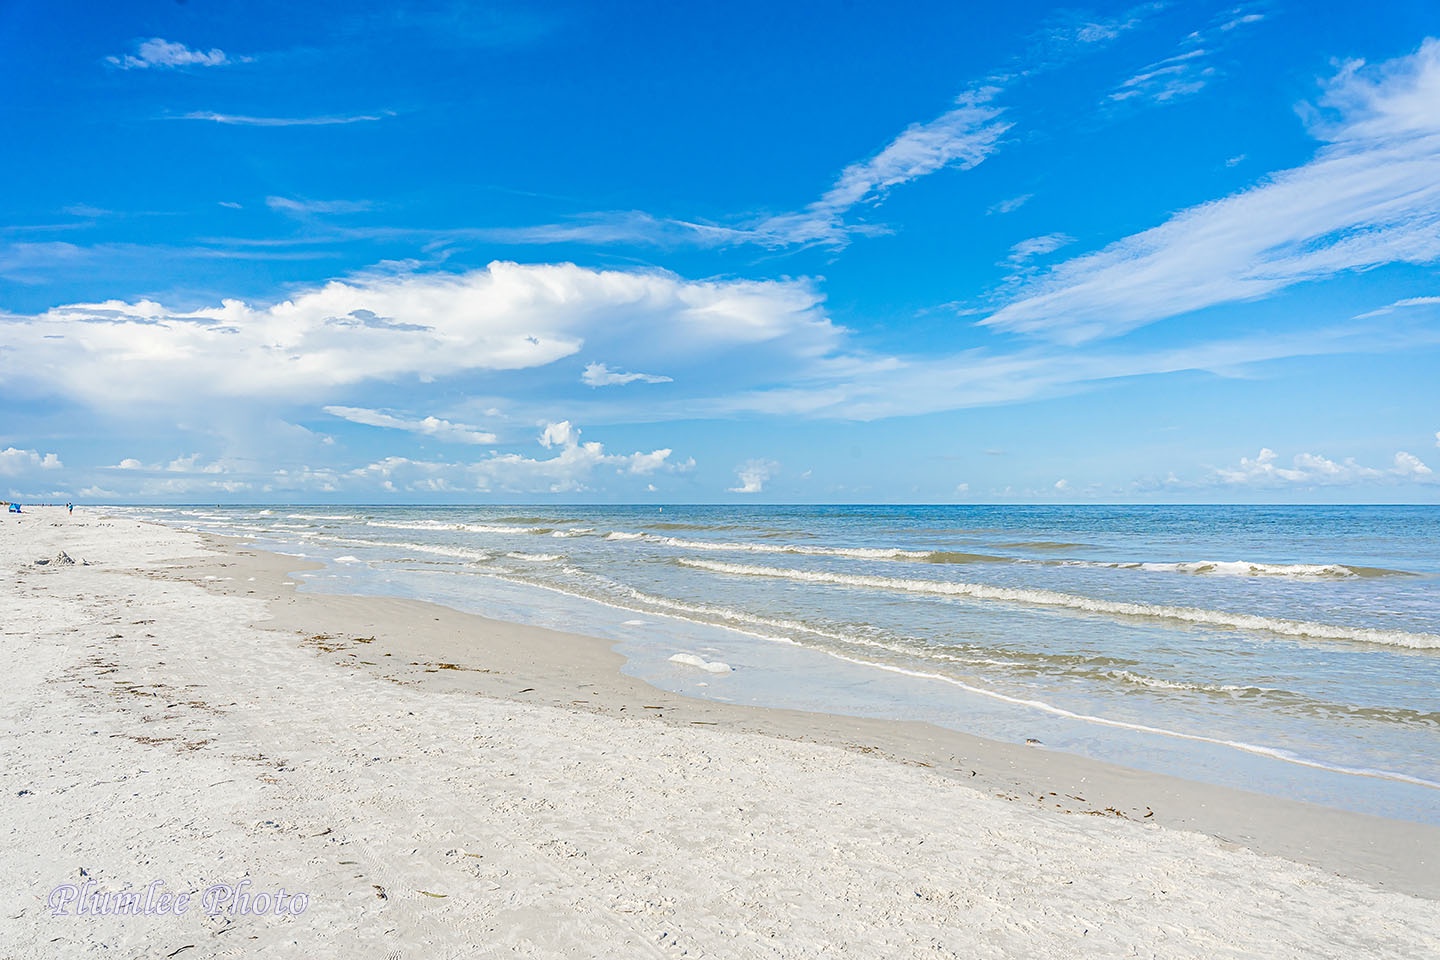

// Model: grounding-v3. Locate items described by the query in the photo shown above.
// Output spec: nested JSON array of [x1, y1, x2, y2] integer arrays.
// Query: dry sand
[[3, 507, 1438, 958]]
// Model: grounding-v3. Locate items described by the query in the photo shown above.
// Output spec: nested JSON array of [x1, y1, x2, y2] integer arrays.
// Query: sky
[[3, 0, 1440, 504]]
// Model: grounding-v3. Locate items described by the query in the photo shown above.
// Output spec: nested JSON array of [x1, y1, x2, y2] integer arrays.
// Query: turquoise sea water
[[119, 504, 1440, 823]]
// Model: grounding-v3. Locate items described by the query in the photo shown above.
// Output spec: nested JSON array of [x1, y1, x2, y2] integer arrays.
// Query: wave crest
[[678, 559, 1440, 650]]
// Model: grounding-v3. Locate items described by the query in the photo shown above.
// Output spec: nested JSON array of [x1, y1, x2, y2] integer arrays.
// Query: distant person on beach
[[67, 502, 73, 514]]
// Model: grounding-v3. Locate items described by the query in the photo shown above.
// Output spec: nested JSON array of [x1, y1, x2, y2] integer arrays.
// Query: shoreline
[[135, 501, 1440, 824], [6, 507, 1439, 958], [179, 526, 1440, 899]]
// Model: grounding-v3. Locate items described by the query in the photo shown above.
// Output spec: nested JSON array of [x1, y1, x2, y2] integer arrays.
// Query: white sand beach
[[3, 507, 1438, 958]]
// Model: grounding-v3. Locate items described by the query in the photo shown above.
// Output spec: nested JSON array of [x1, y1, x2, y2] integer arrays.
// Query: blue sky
[[3, 0, 1440, 503]]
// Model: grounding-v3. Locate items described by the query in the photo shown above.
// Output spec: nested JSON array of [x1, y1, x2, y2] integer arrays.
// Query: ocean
[[117, 503, 1440, 824]]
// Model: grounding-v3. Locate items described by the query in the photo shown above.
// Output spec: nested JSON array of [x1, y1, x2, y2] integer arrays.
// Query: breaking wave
[[677, 559, 1440, 650]]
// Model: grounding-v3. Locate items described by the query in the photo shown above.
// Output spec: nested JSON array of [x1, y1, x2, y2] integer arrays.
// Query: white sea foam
[[333, 555, 363, 564], [668, 653, 733, 674], [464, 560, 1440, 791], [678, 559, 1440, 650], [480, 565, 866, 655], [459, 523, 551, 535], [388, 540, 493, 563], [1105, 670, 1223, 693], [1102, 670, 1284, 696], [125, 504, 1440, 805], [365, 519, 452, 531], [1107, 560, 1371, 579], [650, 534, 934, 560], [611, 531, 991, 563], [624, 538, 1411, 579], [366, 519, 543, 536], [808, 648, 1440, 791], [505, 552, 561, 563], [290, 533, 491, 565], [351, 518, 1384, 581]]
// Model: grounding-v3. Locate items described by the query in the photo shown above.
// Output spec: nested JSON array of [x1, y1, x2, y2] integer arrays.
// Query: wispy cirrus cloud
[[693, 318, 1440, 422], [738, 89, 1012, 248], [1218, 9, 1267, 33], [392, 211, 702, 247], [1005, 232, 1074, 266], [987, 193, 1033, 216], [1107, 4, 1267, 105], [1354, 295, 1440, 319], [0, 241, 87, 283], [1109, 48, 1213, 103], [63, 204, 112, 218], [1001, 3, 1155, 80], [353, 4, 555, 50], [267, 196, 374, 216], [178, 111, 391, 127], [108, 38, 242, 70], [1002, 233, 1077, 283], [985, 39, 1440, 344], [176, 8, 1142, 259], [323, 406, 498, 444], [0, 239, 340, 284], [476, 7, 1157, 253], [481, 92, 1013, 251]]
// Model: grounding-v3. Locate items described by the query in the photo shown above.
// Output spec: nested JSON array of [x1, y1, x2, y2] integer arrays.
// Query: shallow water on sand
[[123, 504, 1440, 823]]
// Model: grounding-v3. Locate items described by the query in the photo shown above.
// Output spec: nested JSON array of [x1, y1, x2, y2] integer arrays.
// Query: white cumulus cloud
[[1213, 447, 1433, 487], [274, 422, 683, 495], [107, 454, 228, 474], [0, 448, 62, 476], [487, 423, 679, 493], [0, 261, 835, 409], [1393, 451, 1433, 477], [581, 362, 673, 387], [729, 459, 778, 494], [538, 421, 578, 449], [108, 38, 236, 70]]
